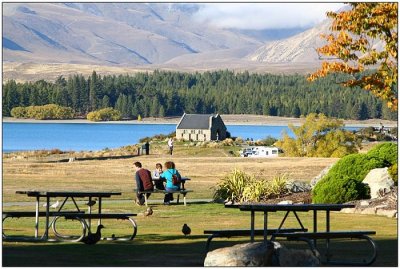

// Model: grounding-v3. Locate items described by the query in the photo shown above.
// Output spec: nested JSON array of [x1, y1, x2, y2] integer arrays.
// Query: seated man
[[134, 161, 154, 205]]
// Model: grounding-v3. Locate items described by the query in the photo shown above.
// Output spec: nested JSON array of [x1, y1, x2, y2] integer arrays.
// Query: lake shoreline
[[2, 115, 397, 127]]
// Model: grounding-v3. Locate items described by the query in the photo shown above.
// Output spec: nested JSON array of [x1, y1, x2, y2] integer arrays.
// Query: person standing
[[134, 161, 154, 205], [168, 138, 174, 155], [160, 161, 181, 205]]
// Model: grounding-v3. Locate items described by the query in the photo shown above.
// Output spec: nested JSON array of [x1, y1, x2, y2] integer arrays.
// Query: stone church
[[176, 113, 227, 141]]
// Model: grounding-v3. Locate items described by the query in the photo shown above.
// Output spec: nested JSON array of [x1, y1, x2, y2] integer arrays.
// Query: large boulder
[[204, 241, 320, 266], [362, 167, 394, 199], [204, 241, 276, 266], [286, 180, 312, 193], [310, 164, 334, 188]]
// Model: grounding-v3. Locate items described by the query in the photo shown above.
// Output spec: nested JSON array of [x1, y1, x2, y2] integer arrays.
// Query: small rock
[[361, 207, 376, 215], [340, 208, 356, 214], [286, 181, 312, 193], [310, 164, 335, 188], [376, 209, 397, 218], [278, 200, 293, 205]]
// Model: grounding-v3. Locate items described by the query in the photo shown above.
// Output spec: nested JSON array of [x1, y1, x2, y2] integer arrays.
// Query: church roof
[[177, 113, 217, 129]]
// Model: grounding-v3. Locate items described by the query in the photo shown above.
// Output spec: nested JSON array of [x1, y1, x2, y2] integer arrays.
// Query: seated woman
[[160, 161, 181, 205], [152, 163, 165, 190]]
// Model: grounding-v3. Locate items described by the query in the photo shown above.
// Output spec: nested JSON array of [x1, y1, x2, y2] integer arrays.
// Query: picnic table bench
[[203, 228, 307, 252], [62, 212, 138, 241], [136, 189, 193, 206], [273, 230, 377, 266]]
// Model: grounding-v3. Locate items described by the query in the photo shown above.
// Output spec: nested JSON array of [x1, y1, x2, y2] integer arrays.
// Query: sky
[[193, 3, 345, 30]]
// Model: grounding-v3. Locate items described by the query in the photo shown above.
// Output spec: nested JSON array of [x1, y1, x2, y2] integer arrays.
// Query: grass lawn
[[2, 202, 398, 266], [2, 145, 398, 266]]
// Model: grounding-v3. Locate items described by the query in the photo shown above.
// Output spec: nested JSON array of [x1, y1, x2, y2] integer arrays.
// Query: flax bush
[[213, 169, 251, 202], [242, 180, 270, 202], [214, 170, 290, 203], [269, 174, 290, 197]]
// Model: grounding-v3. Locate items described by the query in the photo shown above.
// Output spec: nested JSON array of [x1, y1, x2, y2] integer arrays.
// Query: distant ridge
[[3, 3, 349, 79]]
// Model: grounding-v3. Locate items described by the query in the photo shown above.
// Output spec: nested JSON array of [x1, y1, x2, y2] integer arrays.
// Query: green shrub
[[313, 177, 369, 204], [235, 137, 244, 143], [367, 142, 398, 166], [388, 163, 398, 185], [221, 138, 235, 146], [257, 136, 278, 146], [312, 153, 386, 203]]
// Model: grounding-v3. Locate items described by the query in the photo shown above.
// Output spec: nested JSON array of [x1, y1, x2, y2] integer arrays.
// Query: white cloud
[[193, 3, 345, 30]]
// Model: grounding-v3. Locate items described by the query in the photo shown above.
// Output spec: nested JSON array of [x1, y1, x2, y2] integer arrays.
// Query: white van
[[240, 146, 282, 158]]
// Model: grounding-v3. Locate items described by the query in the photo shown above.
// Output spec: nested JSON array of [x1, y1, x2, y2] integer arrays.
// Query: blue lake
[[3, 122, 295, 152], [3, 122, 361, 152]]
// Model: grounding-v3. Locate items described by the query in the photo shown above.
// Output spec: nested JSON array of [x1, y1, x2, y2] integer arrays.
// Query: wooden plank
[[274, 230, 376, 239], [63, 213, 137, 219], [3, 211, 84, 218], [204, 228, 307, 236], [236, 203, 355, 212], [137, 189, 193, 194]]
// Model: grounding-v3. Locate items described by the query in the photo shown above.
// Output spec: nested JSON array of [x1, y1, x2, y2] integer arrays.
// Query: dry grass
[[3, 151, 337, 203]]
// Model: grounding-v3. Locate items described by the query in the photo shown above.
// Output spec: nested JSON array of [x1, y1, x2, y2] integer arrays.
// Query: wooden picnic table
[[3, 190, 137, 242], [226, 203, 356, 241], [225, 203, 377, 265]]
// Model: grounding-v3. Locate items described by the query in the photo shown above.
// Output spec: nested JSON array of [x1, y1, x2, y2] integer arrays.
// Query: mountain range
[[3, 3, 337, 81]]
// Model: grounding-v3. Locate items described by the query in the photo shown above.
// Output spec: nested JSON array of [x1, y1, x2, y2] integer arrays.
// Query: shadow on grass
[[3, 240, 207, 267], [3, 237, 398, 267]]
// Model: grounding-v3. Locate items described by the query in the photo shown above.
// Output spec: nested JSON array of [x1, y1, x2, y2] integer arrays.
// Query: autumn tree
[[275, 113, 360, 158], [308, 3, 398, 111], [87, 107, 121, 122]]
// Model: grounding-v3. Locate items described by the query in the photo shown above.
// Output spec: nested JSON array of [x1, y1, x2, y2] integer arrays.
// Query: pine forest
[[2, 70, 397, 120]]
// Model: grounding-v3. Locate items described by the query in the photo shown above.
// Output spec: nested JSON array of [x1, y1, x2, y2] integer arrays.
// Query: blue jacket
[[160, 168, 181, 190]]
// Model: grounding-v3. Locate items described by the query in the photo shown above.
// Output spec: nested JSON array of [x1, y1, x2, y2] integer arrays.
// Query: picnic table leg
[[183, 193, 187, 206], [88, 197, 92, 230], [313, 210, 317, 247], [250, 210, 255, 242], [177, 194, 180, 204], [326, 210, 331, 262], [44, 196, 50, 240], [98, 197, 102, 226], [263, 211, 268, 242], [35, 196, 39, 238]]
